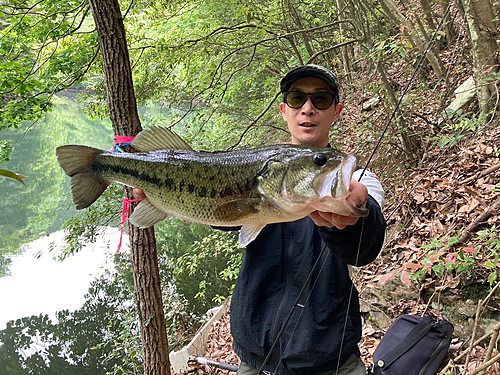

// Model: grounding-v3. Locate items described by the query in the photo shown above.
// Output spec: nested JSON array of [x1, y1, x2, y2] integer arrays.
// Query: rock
[[359, 278, 418, 329], [361, 96, 380, 111], [444, 76, 476, 118]]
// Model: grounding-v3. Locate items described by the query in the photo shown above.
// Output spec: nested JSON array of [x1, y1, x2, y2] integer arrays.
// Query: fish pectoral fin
[[131, 126, 193, 152], [239, 224, 267, 248], [129, 199, 169, 228], [213, 198, 262, 221]]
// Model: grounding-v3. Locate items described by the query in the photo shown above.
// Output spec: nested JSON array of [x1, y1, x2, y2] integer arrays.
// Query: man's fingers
[[309, 211, 331, 227], [309, 211, 357, 229], [347, 180, 368, 208], [133, 187, 146, 199]]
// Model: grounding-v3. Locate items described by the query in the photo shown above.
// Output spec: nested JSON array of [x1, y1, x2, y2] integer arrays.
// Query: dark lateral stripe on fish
[[93, 159, 177, 190], [93, 158, 258, 199]]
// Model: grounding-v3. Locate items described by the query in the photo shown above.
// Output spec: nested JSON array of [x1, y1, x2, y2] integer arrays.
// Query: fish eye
[[313, 153, 327, 166]]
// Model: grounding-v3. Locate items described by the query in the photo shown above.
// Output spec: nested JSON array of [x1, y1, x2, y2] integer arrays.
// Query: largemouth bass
[[56, 126, 368, 247]]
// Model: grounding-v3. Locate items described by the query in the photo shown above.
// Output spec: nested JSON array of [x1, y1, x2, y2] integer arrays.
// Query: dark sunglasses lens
[[312, 92, 334, 110], [285, 91, 335, 109], [285, 91, 307, 108]]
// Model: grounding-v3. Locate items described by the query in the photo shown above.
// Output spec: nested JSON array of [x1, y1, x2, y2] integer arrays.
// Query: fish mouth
[[313, 154, 369, 217], [316, 155, 357, 200]]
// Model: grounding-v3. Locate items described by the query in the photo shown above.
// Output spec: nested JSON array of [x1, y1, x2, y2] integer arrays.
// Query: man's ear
[[333, 103, 343, 121], [280, 102, 288, 121]]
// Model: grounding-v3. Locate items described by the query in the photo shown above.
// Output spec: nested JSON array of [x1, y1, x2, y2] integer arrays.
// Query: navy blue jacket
[[230, 195, 386, 375]]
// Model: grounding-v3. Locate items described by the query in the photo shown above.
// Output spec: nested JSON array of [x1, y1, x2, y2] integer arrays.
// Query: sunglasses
[[283, 91, 337, 110]]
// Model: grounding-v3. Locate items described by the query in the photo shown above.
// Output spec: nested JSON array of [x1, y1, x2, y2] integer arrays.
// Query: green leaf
[[0, 169, 27, 185], [399, 47, 406, 59], [488, 271, 497, 285], [432, 263, 445, 277]]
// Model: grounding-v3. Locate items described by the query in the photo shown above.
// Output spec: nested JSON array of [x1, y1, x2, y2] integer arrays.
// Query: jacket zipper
[[269, 221, 295, 369]]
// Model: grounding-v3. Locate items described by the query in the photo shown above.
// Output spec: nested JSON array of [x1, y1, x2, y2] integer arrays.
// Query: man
[[134, 64, 386, 374], [229, 65, 386, 375]]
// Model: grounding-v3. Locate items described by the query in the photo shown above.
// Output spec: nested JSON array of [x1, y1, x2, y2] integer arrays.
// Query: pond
[[0, 92, 124, 327], [0, 229, 120, 330]]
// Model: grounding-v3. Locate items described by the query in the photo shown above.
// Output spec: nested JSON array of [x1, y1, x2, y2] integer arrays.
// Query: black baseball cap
[[280, 64, 340, 103]]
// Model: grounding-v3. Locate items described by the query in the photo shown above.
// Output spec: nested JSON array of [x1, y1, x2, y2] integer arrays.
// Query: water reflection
[[0, 228, 124, 330], [0, 93, 113, 272]]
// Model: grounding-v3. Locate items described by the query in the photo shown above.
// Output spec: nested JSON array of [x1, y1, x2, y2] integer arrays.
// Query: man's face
[[280, 76, 343, 148]]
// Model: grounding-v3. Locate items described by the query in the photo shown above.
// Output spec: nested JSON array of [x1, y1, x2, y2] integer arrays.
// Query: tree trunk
[[336, 0, 352, 82], [87, 1, 171, 374], [378, 0, 447, 82], [440, 1, 455, 47], [420, 0, 437, 30], [375, 61, 419, 162], [458, 0, 499, 120], [285, 0, 315, 58]]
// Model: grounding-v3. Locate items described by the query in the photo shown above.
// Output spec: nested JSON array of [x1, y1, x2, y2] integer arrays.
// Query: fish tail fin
[[56, 145, 109, 209]]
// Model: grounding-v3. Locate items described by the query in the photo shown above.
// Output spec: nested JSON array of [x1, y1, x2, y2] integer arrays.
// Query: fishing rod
[[190, 356, 239, 372], [257, 3, 454, 374]]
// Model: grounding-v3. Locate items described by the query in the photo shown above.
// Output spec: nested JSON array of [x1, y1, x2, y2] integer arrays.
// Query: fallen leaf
[[404, 262, 423, 270], [428, 251, 446, 262], [463, 247, 479, 253], [400, 271, 412, 287], [379, 271, 396, 285]]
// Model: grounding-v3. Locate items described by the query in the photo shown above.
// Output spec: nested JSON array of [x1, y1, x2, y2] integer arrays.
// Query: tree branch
[[457, 195, 500, 244], [460, 163, 500, 185]]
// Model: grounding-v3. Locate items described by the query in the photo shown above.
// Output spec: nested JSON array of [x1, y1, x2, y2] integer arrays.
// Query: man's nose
[[301, 96, 316, 114]]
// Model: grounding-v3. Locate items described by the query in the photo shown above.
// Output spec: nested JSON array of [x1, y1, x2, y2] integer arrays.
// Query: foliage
[[368, 36, 411, 62], [476, 226, 500, 286], [427, 110, 484, 149], [91, 256, 144, 375], [60, 184, 123, 259], [0, 0, 97, 133], [174, 230, 242, 312], [411, 227, 500, 287], [412, 233, 476, 281], [0, 140, 12, 163], [155, 218, 242, 315]]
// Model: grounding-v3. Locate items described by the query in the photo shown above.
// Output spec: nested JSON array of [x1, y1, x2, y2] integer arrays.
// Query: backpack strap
[[376, 316, 435, 370]]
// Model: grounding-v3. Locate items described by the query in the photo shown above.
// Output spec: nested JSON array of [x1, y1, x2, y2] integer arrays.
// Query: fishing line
[[358, 3, 453, 181], [258, 5, 453, 374], [335, 218, 365, 374], [336, 4, 453, 374], [269, 242, 334, 374], [257, 242, 331, 374], [385, 125, 469, 221]]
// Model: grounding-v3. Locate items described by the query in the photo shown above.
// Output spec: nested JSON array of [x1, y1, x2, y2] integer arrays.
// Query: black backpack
[[370, 315, 454, 375]]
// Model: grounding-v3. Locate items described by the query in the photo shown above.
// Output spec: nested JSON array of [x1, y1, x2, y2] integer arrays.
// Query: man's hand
[[133, 188, 146, 199], [309, 179, 368, 230]]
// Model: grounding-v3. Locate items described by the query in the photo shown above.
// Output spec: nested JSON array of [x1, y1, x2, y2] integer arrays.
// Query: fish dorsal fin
[[239, 224, 267, 248], [132, 126, 193, 152]]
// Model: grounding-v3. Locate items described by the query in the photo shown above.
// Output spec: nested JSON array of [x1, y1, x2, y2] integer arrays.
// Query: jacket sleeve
[[317, 170, 387, 266]]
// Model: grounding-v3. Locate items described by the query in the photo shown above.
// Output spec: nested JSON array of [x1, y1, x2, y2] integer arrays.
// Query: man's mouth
[[300, 122, 316, 128]]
